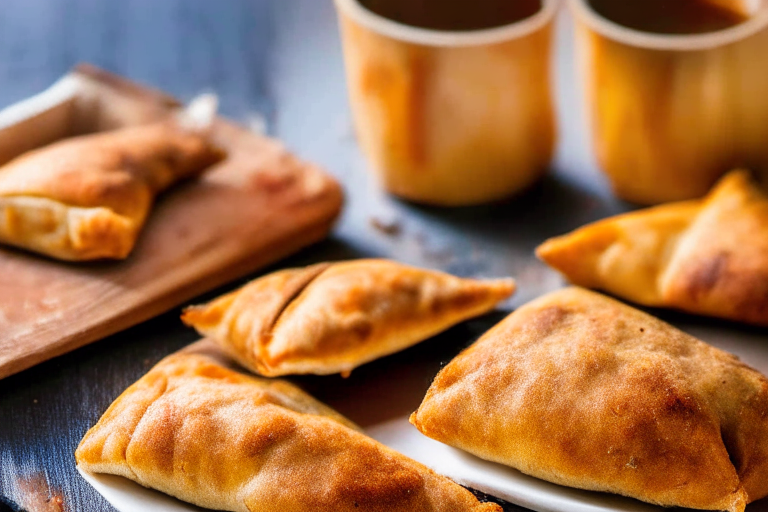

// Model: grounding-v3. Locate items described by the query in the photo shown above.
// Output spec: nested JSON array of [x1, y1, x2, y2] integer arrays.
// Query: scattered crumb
[[48, 495, 65, 512], [33, 399, 38, 404], [14, 473, 67, 512], [143, 359, 152, 367], [369, 217, 402, 236]]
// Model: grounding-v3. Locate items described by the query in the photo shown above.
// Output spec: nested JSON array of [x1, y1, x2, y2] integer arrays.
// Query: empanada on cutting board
[[76, 345, 501, 512], [0, 65, 343, 381], [182, 259, 516, 377], [411, 288, 768, 512], [0, 112, 224, 261], [537, 170, 768, 326]]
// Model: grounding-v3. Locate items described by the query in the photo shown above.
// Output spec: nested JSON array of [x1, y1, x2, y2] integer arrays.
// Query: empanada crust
[[537, 171, 768, 326], [76, 347, 500, 512], [182, 259, 515, 376], [411, 288, 768, 512], [0, 121, 224, 260]]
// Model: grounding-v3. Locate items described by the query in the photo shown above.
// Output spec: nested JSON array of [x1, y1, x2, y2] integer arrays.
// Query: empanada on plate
[[182, 259, 515, 377], [76, 346, 501, 512], [411, 288, 768, 512], [537, 170, 768, 326], [0, 111, 224, 261]]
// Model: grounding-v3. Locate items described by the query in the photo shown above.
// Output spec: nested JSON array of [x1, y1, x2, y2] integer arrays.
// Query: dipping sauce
[[588, 0, 749, 34], [358, 0, 543, 31]]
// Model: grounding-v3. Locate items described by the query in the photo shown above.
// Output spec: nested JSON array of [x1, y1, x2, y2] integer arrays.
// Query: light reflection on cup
[[334, 0, 559, 206]]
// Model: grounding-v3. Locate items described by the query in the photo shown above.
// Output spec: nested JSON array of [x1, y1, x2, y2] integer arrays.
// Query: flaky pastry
[[182, 259, 515, 376], [0, 118, 224, 261], [412, 288, 768, 512], [76, 347, 501, 512], [537, 171, 768, 326]]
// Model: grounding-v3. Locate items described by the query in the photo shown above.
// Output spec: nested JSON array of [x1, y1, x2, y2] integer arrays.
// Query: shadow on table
[[293, 309, 510, 428], [391, 172, 630, 240]]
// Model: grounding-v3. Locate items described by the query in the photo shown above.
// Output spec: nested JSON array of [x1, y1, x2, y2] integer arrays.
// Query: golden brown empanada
[[76, 347, 501, 512], [537, 171, 768, 326], [182, 259, 515, 377], [0, 118, 224, 261], [411, 288, 768, 512]]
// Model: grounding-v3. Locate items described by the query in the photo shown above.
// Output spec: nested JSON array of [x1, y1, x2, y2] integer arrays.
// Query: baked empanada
[[76, 346, 501, 512], [411, 288, 768, 512], [537, 171, 768, 326], [182, 259, 515, 377], [0, 116, 224, 261]]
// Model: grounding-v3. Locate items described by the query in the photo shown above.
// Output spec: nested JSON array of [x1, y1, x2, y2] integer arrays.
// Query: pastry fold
[[0, 120, 224, 261], [76, 347, 501, 512], [537, 171, 768, 326], [182, 259, 515, 376], [411, 288, 768, 512]]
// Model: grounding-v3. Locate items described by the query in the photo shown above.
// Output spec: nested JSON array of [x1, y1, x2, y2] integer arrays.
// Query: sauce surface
[[358, 0, 543, 31], [588, 0, 749, 35]]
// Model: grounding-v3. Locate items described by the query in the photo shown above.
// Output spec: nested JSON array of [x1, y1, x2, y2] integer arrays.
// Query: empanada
[[0, 117, 224, 261], [537, 171, 768, 326], [411, 288, 768, 512], [76, 347, 501, 512], [182, 259, 515, 377]]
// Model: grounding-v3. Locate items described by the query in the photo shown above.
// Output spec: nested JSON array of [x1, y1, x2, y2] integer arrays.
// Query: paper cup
[[334, 0, 559, 206], [571, 0, 768, 205]]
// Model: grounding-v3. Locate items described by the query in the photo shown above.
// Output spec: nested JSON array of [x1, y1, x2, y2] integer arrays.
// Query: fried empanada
[[411, 288, 768, 512], [76, 347, 501, 512], [182, 259, 515, 377], [0, 116, 224, 261], [537, 171, 768, 326]]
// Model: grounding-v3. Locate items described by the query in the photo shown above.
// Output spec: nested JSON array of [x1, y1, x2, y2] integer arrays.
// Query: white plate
[[368, 417, 660, 512], [79, 318, 768, 512]]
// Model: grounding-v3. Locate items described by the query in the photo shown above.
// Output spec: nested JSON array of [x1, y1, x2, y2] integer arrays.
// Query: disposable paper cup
[[334, 0, 559, 206], [570, 0, 768, 205]]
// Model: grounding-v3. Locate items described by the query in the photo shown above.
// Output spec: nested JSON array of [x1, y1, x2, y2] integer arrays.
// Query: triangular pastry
[[76, 347, 501, 512], [182, 259, 515, 377], [0, 118, 224, 261], [411, 288, 768, 512], [537, 171, 768, 326]]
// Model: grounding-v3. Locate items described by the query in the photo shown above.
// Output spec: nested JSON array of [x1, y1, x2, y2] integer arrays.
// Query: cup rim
[[333, 0, 560, 47], [568, 0, 768, 51]]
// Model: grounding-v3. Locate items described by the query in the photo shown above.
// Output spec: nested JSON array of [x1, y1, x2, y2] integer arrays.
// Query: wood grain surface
[[1, 2, 766, 512], [0, 66, 343, 380]]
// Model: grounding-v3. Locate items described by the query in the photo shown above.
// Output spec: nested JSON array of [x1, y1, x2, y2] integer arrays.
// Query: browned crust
[[76, 350, 501, 512], [412, 288, 768, 512], [661, 171, 768, 325], [537, 171, 768, 326], [182, 259, 516, 376], [0, 120, 225, 260], [181, 263, 332, 375]]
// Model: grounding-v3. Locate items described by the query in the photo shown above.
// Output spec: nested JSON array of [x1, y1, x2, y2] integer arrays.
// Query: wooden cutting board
[[0, 65, 343, 380]]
